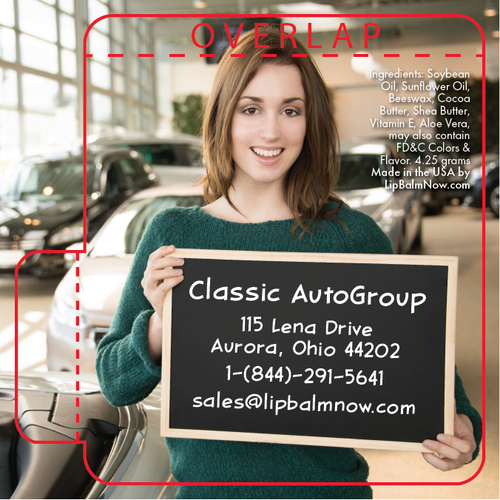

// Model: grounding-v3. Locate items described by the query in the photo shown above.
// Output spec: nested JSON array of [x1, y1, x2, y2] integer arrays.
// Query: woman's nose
[[259, 114, 280, 142]]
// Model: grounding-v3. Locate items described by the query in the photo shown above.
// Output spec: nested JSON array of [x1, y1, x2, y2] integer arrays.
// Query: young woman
[[96, 26, 481, 499]]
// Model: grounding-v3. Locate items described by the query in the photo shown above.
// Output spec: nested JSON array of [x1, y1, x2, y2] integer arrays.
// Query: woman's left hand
[[422, 407, 476, 471]]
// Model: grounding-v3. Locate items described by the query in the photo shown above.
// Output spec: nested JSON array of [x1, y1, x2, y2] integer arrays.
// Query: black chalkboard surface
[[161, 250, 457, 452]]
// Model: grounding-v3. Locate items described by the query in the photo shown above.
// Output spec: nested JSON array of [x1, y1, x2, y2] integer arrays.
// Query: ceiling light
[[493, 31, 500, 38], [193, 0, 207, 8]]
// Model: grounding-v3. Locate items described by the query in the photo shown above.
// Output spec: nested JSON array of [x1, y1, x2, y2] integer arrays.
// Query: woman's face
[[230, 64, 306, 189]]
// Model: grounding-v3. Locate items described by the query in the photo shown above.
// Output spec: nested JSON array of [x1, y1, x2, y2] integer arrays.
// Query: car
[[376, 136, 448, 215], [88, 132, 205, 186], [442, 153, 499, 204], [0, 148, 158, 277], [463, 158, 499, 217], [338, 140, 423, 254], [46, 184, 205, 372], [0, 370, 178, 498]]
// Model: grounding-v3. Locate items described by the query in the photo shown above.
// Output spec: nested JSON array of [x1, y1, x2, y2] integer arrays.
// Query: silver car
[[88, 133, 205, 186], [46, 185, 205, 373], [338, 140, 423, 254], [0, 371, 177, 498]]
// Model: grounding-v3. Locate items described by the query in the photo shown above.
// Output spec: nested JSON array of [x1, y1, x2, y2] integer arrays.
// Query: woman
[[96, 26, 481, 498]]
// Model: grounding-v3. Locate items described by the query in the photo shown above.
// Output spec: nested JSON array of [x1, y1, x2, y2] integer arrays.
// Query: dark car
[[463, 159, 499, 217], [0, 148, 158, 277], [0, 371, 177, 498]]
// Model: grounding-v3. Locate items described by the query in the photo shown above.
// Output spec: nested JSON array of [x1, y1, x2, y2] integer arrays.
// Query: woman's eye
[[243, 107, 258, 115], [284, 109, 299, 117]]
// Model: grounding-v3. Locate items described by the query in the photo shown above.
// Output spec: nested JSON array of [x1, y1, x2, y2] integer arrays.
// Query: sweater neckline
[[196, 206, 294, 226]]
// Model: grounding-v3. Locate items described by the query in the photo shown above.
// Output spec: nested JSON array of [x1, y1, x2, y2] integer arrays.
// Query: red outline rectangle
[[13, 11, 486, 492]]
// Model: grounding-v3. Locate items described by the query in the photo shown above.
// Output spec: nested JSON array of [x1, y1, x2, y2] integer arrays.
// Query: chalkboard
[[160, 250, 457, 452]]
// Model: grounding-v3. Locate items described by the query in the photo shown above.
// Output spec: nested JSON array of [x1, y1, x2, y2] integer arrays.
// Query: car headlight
[[50, 268, 90, 329], [49, 220, 84, 246]]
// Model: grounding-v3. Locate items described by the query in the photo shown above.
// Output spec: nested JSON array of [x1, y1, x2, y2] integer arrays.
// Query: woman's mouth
[[250, 147, 284, 158]]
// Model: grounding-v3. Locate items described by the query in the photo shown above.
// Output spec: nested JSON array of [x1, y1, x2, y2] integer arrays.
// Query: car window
[[0, 159, 96, 201], [128, 144, 180, 166], [116, 157, 147, 182], [91, 195, 204, 257], [104, 162, 128, 197], [186, 144, 204, 166], [337, 154, 385, 190]]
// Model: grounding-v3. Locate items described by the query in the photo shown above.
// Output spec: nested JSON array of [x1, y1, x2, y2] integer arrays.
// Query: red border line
[[322, 54, 339, 57], [353, 53, 369, 57], [169, 54, 185, 57], [108, 53, 124, 57], [138, 53, 154, 57], [384, 54, 400, 57], [200, 54, 216, 57], [12, 11, 486, 490], [445, 54, 462, 57], [415, 54, 430, 57]]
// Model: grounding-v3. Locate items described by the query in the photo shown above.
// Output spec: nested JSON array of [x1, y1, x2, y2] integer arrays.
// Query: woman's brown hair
[[202, 24, 344, 237]]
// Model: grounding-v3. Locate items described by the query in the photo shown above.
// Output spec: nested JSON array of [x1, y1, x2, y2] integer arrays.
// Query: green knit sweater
[[96, 204, 482, 499]]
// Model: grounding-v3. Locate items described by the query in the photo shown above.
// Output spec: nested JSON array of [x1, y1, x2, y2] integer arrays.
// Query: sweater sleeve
[[455, 368, 483, 462], [95, 212, 166, 407]]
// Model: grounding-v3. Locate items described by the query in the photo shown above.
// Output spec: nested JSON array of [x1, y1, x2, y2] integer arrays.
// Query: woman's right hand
[[141, 245, 184, 364]]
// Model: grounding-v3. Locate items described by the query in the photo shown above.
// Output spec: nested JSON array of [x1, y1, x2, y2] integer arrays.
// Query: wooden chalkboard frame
[[161, 249, 457, 452]]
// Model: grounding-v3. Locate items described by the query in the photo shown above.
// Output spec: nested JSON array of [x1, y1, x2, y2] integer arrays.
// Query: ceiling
[[126, 0, 499, 49]]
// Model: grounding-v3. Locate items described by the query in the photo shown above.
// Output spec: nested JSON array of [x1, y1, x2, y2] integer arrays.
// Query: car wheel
[[489, 186, 499, 218]]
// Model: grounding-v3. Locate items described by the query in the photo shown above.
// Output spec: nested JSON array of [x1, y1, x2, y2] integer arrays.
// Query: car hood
[[336, 188, 393, 218], [0, 371, 101, 394], [79, 255, 134, 325], [0, 199, 85, 235]]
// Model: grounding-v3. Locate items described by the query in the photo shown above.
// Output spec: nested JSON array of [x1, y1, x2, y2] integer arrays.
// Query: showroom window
[[0, 0, 157, 168]]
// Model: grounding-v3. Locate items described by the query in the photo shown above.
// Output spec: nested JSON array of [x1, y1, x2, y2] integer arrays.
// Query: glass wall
[[0, 0, 157, 168]]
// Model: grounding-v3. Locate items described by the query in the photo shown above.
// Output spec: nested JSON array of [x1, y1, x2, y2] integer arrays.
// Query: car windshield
[[0, 159, 96, 202], [337, 154, 385, 190], [91, 195, 204, 256]]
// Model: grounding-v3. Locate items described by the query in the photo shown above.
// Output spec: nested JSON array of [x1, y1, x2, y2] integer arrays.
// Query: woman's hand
[[141, 246, 184, 364], [422, 407, 476, 471]]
